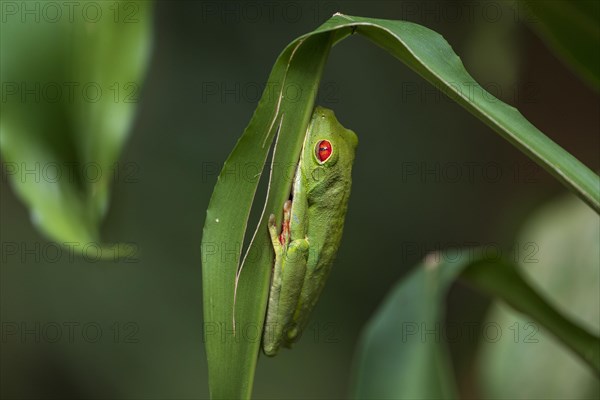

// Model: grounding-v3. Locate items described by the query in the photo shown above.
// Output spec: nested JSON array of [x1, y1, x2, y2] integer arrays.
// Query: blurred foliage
[[350, 252, 461, 400], [520, 0, 600, 90], [478, 194, 600, 399], [351, 227, 599, 399], [464, 1, 520, 95], [0, 0, 153, 249]]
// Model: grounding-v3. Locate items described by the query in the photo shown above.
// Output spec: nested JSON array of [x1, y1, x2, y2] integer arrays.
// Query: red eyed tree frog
[[263, 106, 358, 356]]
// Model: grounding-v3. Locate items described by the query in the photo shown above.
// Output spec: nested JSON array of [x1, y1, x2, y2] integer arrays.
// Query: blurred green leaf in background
[[350, 251, 462, 400], [1, 0, 153, 251], [519, 0, 600, 90], [351, 212, 599, 400], [478, 194, 600, 399]]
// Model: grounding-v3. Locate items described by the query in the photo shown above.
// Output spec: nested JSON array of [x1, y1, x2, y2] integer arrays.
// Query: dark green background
[[1, 1, 599, 398]]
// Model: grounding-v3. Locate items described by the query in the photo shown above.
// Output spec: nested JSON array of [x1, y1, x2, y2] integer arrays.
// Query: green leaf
[[463, 261, 600, 374], [478, 194, 600, 398], [520, 0, 600, 90], [0, 1, 152, 251], [350, 254, 462, 400], [351, 246, 599, 399], [339, 14, 599, 212], [201, 31, 349, 400], [202, 14, 600, 398]]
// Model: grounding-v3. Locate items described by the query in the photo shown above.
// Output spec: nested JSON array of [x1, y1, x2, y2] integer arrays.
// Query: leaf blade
[[202, 14, 600, 398], [335, 14, 600, 212], [351, 248, 599, 399], [0, 1, 153, 246], [201, 32, 340, 399]]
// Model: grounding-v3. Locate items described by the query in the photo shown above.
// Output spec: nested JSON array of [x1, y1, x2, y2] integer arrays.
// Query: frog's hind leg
[[263, 201, 308, 356]]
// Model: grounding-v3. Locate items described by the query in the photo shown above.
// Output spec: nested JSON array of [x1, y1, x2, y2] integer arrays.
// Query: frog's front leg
[[263, 201, 309, 357]]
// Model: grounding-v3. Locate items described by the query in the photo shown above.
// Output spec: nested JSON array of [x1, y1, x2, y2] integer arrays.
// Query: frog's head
[[302, 107, 358, 198], [307, 106, 358, 169]]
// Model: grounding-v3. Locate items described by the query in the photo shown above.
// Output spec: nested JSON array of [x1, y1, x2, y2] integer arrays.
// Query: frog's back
[[285, 106, 357, 344]]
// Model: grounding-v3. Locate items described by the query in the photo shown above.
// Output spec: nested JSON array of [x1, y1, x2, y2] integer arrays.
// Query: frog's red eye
[[316, 140, 332, 163]]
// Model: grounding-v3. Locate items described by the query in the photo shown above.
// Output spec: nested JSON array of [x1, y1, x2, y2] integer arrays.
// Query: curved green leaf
[[0, 1, 153, 252], [478, 195, 600, 398], [350, 254, 462, 400], [463, 260, 600, 374], [351, 247, 599, 399], [201, 31, 347, 400], [334, 14, 599, 212], [202, 13, 600, 398]]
